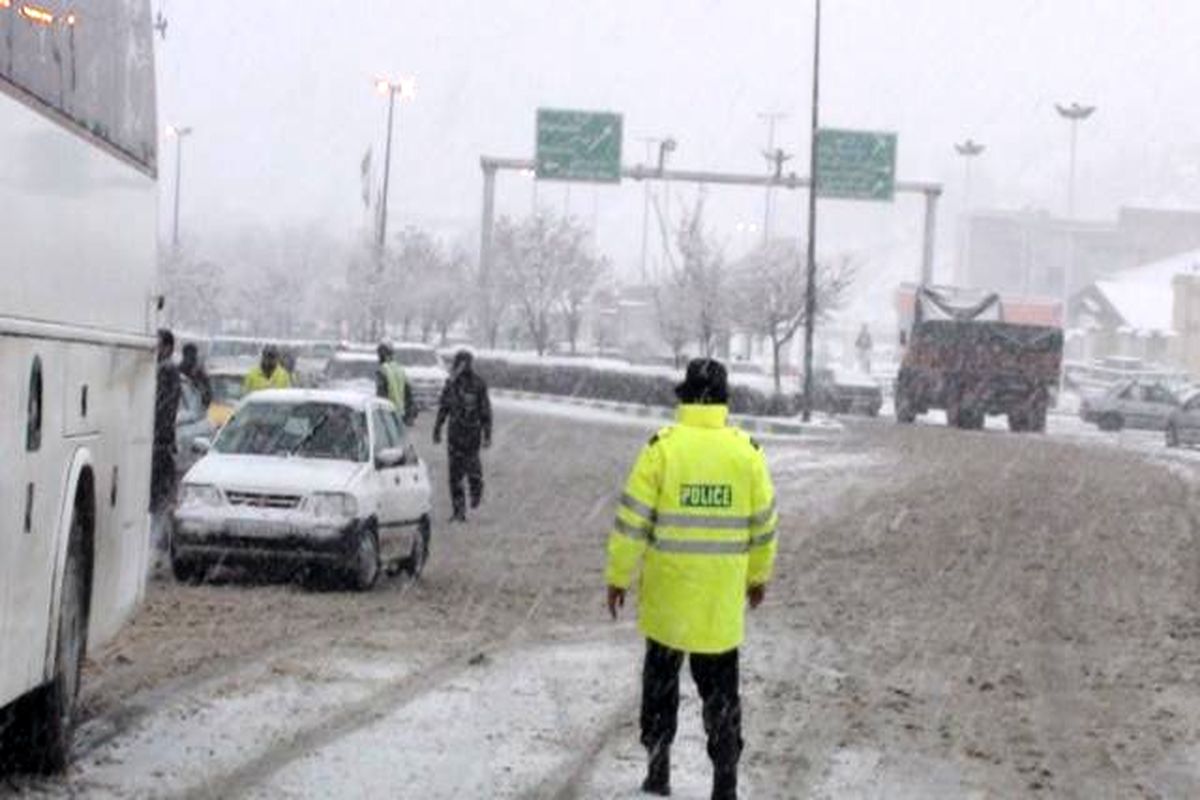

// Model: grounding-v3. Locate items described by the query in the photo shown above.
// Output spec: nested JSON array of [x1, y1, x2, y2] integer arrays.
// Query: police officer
[[242, 344, 292, 395], [376, 342, 416, 424], [606, 358, 778, 800], [433, 350, 492, 522]]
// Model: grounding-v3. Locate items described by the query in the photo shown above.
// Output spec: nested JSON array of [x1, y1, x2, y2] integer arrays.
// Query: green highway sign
[[816, 128, 897, 201], [535, 109, 623, 183]]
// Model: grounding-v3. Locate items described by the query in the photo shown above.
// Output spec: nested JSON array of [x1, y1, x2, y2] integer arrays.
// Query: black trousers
[[640, 639, 743, 772], [447, 444, 483, 515]]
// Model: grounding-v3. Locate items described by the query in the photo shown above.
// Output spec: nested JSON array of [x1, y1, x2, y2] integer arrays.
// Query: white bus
[[0, 0, 158, 772]]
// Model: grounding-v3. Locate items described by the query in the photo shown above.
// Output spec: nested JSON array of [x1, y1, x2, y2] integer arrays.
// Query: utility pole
[[167, 124, 193, 252], [758, 111, 788, 244], [638, 137, 660, 284], [372, 76, 415, 338], [954, 138, 985, 286], [801, 0, 822, 422]]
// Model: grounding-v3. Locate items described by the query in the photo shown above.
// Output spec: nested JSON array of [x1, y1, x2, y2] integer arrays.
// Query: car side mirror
[[375, 447, 407, 470], [191, 437, 212, 455]]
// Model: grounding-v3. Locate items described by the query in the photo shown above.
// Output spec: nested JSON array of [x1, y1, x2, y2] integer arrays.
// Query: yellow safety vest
[[381, 361, 407, 411], [242, 365, 292, 395], [605, 404, 778, 654]]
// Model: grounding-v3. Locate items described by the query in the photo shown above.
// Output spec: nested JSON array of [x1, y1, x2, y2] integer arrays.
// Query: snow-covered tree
[[731, 240, 857, 392]]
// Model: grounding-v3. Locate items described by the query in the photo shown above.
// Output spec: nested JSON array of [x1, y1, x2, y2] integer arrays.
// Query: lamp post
[[758, 111, 789, 244], [167, 125, 193, 251], [657, 137, 677, 277], [801, 0, 822, 422], [371, 76, 416, 338], [1055, 101, 1095, 395], [637, 137, 661, 283], [1056, 102, 1095, 219], [954, 138, 985, 285]]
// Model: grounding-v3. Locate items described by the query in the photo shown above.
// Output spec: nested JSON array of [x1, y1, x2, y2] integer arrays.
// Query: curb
[[492, 389, 840, 437]]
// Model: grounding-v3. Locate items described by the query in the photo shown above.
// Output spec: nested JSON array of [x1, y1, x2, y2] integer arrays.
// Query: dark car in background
[[814, 366, 884, 417]]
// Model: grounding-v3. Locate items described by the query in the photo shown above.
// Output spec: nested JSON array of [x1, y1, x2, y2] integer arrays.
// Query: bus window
[[26, 356, 42, 452]]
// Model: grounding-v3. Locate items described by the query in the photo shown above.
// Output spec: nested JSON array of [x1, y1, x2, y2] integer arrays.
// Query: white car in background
[[323, 344, 448, 410], [172, 390, 432, 590]]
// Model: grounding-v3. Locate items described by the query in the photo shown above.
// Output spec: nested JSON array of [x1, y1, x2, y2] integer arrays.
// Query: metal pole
[[377, 87, 397, 248], [479, 162, 497, 345], [801, 0, 821, 422], [760, 112, 787, 244], [171, 133, 184, 250], [1067, 119, 1078, 219], [921, 189, 940, 285], [639, 138, 657, 283]]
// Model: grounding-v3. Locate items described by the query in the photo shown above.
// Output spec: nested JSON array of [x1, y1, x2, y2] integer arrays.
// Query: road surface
[[6, 400, 1200, 798]]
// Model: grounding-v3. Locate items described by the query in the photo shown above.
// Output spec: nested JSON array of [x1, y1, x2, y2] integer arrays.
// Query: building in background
[[1070, 248, 1200, 374], [962, 206, 1200, 299]]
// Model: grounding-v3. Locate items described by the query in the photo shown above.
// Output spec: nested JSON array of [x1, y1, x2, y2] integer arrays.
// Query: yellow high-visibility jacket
[[242, 365, 292, 395], [380, 361, 408, 411], [605, 404, 778, 654]]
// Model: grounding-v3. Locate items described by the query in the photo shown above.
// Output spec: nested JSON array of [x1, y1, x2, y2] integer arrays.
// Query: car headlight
[[180, 484, 223, 509], [308, 492, 358, 520]]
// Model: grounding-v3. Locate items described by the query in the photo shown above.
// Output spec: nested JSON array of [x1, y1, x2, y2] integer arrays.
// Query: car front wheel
[[344, 524, 380, 591]]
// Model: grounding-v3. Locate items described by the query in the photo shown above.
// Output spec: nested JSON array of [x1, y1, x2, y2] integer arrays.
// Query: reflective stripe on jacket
[[605, 404, 778, 654], [242, 365, 292, 394]]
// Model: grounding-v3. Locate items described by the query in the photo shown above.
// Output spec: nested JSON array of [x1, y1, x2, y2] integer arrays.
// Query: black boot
[[711, 767, 737, 800], [642, 747, 670, 796]]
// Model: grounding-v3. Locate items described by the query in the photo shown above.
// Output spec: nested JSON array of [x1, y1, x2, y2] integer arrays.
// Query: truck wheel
[[1008, 411, 1027, 432], [344, 524, 380, 591], [9, 511, 90, 773], [895, 393, 916, 424], [1098, 413, 1124, 432], [1029, 405, 1048, 433]]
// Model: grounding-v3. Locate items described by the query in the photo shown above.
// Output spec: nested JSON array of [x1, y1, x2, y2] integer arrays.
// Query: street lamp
[[373, 75, 416, 248], [166, 124, 193, 251], [758, 111, 789, 243], [954, 138, 985, 286], [1055, 102, 1095, 219], [371, 75, 415, 339], [1055, 101, 1094, 396]]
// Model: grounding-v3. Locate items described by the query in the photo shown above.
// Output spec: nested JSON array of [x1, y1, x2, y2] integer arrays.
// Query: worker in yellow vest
[[375, 342, 416, 424], [606, 358, 778, 800], [242, 345, 292, 395]]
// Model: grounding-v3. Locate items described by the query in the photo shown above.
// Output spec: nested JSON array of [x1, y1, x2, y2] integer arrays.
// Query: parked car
[[176, 375, 216, 476], [1079, 379, 1181, 432], [1166, 389, 1200, 447], [815, 366, 884, 417], [172, 389, 432, 589]]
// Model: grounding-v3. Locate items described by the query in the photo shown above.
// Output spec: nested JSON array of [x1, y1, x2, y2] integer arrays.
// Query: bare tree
[[493, 212, 605, 356], [731, 239, 857, 392]]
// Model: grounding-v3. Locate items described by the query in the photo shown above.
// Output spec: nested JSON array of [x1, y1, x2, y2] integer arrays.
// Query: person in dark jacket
[[433, 350, 492, 522], [179, 342, 212, 407], [151, 329, 182, 557]]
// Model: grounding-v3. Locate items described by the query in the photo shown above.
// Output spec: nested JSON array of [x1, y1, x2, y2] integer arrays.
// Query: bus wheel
[[12, 510, 90, 773]]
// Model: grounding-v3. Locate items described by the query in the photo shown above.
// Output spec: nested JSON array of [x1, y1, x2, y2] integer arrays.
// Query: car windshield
[[324, 359, 377, 381], [213, 401, 368, 462]]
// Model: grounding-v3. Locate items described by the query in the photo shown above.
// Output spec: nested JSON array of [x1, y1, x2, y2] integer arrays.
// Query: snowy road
[[6, 401, 1200, 798]]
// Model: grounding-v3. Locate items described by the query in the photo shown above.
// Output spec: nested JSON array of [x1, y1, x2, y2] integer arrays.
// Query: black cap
[[675, 358, 729, 405]]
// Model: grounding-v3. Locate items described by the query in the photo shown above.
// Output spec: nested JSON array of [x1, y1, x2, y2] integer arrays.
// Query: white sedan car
[[172, 390, 432, 590], [323, 345, 448, 410]]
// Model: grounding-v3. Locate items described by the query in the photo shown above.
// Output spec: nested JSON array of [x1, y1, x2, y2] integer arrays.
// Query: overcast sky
[[158, 0, 1200, 295]]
